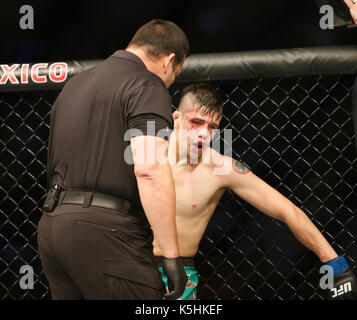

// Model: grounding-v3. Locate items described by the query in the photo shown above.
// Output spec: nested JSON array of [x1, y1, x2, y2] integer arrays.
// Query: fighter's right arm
[[131, 135, 179, 258]]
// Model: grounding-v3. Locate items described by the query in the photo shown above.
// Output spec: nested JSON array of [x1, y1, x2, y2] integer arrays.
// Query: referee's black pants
[[37, 203, 164, 300]]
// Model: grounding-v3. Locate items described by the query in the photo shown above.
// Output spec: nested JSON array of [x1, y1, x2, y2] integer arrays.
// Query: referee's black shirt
[[47, 50, 173, 211]]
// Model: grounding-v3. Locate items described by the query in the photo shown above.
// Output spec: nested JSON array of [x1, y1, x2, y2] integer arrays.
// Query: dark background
[[0, 0, 356, 64]]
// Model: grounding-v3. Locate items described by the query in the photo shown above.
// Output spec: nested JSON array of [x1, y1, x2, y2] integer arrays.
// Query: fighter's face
[[176, 108, 221, 155]]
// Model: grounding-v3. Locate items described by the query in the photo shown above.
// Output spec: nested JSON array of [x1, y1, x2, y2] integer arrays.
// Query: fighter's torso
[[153, 149, 227, 257]]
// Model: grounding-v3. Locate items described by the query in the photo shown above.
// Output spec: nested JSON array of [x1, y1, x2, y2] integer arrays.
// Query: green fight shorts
[[155, 257, 198, 300]]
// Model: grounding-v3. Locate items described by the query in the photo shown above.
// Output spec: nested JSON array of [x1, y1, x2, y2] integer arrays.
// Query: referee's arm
[[131, 135, 180, 258]]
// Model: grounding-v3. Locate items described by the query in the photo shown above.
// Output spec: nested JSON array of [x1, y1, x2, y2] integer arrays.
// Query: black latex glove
[[162, 257, 188, 300]]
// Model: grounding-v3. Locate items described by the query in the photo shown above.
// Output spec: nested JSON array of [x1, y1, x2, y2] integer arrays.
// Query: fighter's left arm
[[220, 157, 338, 263], [221, 156, 357, 299]]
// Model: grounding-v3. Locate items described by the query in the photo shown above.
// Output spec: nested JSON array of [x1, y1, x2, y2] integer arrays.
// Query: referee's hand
[[162, 257, 188, 300]]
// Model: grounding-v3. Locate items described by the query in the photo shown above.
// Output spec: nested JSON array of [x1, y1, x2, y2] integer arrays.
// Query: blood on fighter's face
[[179, 108, 221, 154]]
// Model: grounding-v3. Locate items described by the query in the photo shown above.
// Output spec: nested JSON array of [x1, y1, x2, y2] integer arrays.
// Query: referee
[[37, 19, 190, 300]]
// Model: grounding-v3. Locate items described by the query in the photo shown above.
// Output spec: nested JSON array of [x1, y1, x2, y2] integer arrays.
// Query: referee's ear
[[163, 53, 176, 73]]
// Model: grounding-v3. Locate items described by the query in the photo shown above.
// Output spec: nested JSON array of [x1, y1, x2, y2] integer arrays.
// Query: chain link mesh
[[0, 75, 356, 299]]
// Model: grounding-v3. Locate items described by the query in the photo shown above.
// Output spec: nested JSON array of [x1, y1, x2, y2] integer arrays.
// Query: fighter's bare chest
[[171, 166, 221, 215]]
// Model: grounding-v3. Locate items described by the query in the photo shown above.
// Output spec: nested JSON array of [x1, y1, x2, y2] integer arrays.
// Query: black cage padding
[[1, 46, 357, 92]]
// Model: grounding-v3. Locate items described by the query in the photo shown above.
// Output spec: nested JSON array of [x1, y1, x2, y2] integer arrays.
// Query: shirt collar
[[110, 50, 147, 70], [110, 49, 168, 89]]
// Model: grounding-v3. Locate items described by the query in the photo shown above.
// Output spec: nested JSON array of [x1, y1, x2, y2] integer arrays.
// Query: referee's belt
[[59, 190, 132, 213]]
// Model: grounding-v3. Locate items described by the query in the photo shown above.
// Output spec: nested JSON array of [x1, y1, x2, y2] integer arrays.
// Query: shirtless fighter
[[153, 83, 357, 300]]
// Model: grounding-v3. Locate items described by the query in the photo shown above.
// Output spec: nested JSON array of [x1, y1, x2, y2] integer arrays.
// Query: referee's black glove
[[162, 257, 188, 300], [324, 256, 357, 300]]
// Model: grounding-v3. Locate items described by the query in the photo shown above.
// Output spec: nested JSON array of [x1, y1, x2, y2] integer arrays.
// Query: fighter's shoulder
[[209, 148, 227, 166], [231, 158, 251, 174], [209, 150, 250, 174]]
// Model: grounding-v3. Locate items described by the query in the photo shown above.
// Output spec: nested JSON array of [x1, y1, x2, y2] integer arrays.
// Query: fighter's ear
[[172, 111, 181, 130], [172, 110, 181, 119]]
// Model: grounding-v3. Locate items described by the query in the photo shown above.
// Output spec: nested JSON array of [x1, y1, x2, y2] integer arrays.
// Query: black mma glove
[[324, 256, 357, 300], [162, 257, 188, 300]]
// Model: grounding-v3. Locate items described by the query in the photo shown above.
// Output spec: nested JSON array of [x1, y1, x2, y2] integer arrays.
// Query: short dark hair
[[179, 83, 224, 118], [128, 19, 190, 67]]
